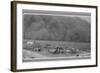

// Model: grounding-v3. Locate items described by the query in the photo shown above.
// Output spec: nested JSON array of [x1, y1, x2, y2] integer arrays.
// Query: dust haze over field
[[23, 14, 90, 42]]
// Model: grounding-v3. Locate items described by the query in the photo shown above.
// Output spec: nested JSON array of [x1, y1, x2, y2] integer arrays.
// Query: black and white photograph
[[22, 10, 91, 62], [11, 1, 97, 71]]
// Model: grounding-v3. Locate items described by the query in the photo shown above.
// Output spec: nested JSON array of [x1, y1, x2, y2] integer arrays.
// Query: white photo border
[[11, 1, 97, 71]]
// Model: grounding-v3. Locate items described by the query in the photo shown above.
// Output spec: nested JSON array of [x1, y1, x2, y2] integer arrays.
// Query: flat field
[[23, 40, 90, 62]]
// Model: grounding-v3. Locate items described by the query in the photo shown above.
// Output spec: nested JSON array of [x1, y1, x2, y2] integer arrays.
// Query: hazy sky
[[23, 14, 90, 42]]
